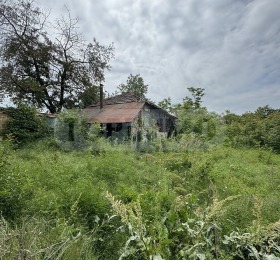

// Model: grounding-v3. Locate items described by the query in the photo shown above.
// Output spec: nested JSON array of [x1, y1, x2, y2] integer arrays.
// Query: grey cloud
[[36, 0, 280, 114]]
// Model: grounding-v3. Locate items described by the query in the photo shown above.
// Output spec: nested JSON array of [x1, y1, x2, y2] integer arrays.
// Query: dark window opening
[[157, 118, 164, 132], [105, 123, 123, 137], [68, 122, 75, 141]]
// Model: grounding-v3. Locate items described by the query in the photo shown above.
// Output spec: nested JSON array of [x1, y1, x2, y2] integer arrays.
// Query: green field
[[1, 139, 279, 259]]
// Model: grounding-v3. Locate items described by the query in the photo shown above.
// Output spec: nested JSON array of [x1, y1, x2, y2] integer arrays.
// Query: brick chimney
[[100, 83, 104, 109]]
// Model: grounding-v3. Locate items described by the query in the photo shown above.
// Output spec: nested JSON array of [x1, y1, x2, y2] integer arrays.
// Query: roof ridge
[[89, 92, 140, 107]]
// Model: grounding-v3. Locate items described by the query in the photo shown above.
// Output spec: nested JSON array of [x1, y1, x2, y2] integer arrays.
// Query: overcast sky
[[37, 0, 280, 114]]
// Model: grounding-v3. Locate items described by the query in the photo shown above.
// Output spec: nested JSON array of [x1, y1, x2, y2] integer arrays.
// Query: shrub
[[2, 104, 49, 146], [264, 112, 280, 152]]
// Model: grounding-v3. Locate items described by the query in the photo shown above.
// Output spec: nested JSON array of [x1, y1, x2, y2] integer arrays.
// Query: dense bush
[[264, 112, 280, 152], [1, 104, 49, 146], [224, 106, 280, 152]]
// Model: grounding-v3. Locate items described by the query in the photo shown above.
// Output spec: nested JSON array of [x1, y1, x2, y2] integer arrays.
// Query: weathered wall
[[143, 104, 175, 133]]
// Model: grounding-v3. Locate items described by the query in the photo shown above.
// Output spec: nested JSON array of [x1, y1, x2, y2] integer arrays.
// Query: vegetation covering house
[[82, 92, 176, 139], [0, 109, 9, 131]]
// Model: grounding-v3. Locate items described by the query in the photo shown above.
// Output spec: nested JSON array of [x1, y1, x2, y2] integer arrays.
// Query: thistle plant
[[106, 192, 159, 259]]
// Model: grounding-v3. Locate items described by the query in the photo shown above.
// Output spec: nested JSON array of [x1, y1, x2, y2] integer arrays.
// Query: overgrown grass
[[0, 139, 279, 259]]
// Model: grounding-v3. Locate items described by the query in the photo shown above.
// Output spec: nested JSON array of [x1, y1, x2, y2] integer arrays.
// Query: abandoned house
[[82, 92, 176, 139]]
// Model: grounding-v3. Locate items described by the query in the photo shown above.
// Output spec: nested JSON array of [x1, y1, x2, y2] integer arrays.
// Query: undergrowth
[[0, 139, 279, 259]]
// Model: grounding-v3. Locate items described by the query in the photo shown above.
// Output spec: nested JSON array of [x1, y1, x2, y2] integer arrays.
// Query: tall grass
[[0, 139, 279, 259]]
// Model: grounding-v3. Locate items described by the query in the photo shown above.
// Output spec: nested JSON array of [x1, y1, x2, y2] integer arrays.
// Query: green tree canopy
[[224, 105, 280, 152], [117, 74, 148, 101], [158, 97, 172, 112], [78, 85, 99, 108], [183, 87, 205, 110], [0, 0, 114, 113]]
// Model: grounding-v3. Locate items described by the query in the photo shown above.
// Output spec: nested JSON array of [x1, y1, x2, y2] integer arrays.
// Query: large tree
[[117, 74, 148, 101], [0, 0, 114, 113]]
